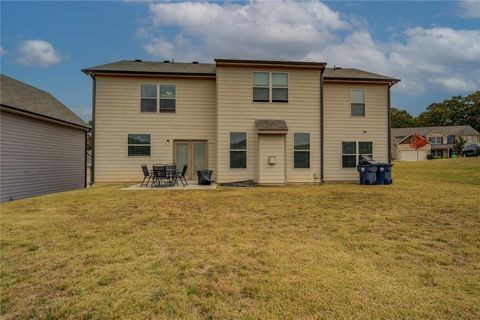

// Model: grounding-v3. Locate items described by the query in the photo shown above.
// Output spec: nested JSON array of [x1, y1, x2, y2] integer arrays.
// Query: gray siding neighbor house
[[0, 74, 90, 202]]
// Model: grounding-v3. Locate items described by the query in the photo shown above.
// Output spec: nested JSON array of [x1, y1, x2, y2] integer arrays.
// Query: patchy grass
[[1, 158, 479, 319]]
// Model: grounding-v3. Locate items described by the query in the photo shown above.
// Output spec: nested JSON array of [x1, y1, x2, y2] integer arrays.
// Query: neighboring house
[[391, 126, 480, 161], [0, 74, 90, 202], [82, 59, 400, 184]]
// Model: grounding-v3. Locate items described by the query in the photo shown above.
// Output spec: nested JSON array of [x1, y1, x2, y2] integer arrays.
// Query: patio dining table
[[151, 164, 178, 187]]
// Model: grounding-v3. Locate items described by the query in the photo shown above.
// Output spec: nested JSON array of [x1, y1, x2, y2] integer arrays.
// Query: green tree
[[391, 107, 417, 128], [453, 137, 466, 156], [416, 91, 480, 132]]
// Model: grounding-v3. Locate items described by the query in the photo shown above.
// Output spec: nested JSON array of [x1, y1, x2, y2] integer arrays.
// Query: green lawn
[[1, 158, 479, 319]]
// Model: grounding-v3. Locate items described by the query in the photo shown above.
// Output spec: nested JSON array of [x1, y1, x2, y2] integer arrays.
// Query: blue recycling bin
[[376, 163, 393, 185], [357, 164, 377, 185]]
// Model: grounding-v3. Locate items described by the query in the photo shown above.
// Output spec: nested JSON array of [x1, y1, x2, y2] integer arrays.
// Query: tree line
[[391, 91, 480, 132]]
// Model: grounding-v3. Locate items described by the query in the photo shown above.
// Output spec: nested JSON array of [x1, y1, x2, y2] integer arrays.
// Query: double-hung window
[[253, 72, 289, 102], [253, 72, 269, 102], [351, 90, 365, 116], [160, 84, 176, 112], [140, 84, 176, 113], [342, 141, 373, 168], [342, 142, 357, 168], [128, 134, 151, 156], [294, 133, 310, 168], [447, 135, 455, 144], [272, 73, 288, 102], [140, 84, 157, 112], [230, 132, 247, 168]]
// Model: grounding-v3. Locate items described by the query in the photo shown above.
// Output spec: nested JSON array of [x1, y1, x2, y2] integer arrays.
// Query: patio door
[[174, 140, 208, 179]]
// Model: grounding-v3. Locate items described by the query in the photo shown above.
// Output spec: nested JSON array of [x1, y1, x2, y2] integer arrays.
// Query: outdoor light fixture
[[363, 129, 368, 133], [166, 139, 170, 144]]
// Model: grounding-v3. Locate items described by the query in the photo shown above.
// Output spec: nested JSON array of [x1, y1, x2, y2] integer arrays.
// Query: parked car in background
[[462, 144, 480, 157]]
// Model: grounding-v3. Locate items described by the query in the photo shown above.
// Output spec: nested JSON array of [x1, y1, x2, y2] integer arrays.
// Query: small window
[[342, 141, 357, 168], [272, 73, 288, 102], [429, 136, 442, 144], [160, 84, 176, 113], [230, 132, 247, 168], [128, 134, 151, 156], [351, 90, 365, 116], [294, 133, 310, 168], [253, 72, 269, 102], [447, 135, 455, 144], [141, 84, 157, 112], [358, 142, 373, 162]]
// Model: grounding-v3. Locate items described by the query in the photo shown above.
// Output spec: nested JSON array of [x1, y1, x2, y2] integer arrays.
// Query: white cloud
[[459, 0, 480, 18], [146, 0, 349, 60], [16, 39, 63, 67], [429, 77, 478, 93], [0, 47, 6, 55], [138, 1, 480, 96]]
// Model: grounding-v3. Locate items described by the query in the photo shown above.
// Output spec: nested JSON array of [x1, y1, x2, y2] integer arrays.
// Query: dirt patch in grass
[[1, 158, 479, 319]]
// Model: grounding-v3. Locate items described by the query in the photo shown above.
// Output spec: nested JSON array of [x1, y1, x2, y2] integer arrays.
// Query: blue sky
[[1, 1, 479, 121]]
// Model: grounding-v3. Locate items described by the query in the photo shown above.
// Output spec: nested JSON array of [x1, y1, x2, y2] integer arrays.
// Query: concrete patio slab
[[121, 180, 217, 190]]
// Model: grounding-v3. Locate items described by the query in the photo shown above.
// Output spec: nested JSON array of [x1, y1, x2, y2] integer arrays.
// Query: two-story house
[[82, 59, 400, 184], [391, 126, 480, 160]]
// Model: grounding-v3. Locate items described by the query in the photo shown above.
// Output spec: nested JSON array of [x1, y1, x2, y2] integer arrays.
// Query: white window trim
[[341, 141, 374, 169], [252, 72, 289, 103], [350, 89, 366, 117], [293, 132, 310, 169], [127, 133, 152, 157], [229, 132, 248, 169], [139, 83, 177, 113]]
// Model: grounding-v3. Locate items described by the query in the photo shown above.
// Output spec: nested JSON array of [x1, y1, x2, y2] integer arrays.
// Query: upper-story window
[[140, 84, 176, 113], [447, 135, 455, 144], [253, 72, 288, 103], [253, 72, 269, 102], [140, 84, 157, 112], [351, 89, 365, 116], [272, 73, 288, 102], [429, 136, 443, 144]]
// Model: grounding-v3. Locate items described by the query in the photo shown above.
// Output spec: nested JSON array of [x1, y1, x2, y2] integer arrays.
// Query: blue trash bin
[[376, 163, 393, 185], [357, 164, 377, 185]]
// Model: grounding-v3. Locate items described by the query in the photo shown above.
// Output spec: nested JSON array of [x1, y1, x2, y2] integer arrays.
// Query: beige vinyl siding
[[94, 75, 216, 182], [0, 110, 85, 202], [258, 135, 285, 184], [216, 66, 321, 183], [324, 82, 389, 181]]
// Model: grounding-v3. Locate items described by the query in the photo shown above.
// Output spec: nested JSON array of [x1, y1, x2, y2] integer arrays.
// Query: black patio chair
[[176, 165, 188, 187], [151, 165, 167, 187], [165, 164, 177, 187], [140, 164, 152, 187]]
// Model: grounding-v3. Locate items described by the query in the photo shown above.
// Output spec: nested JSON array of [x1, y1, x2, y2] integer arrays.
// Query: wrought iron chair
[[177, 165, 188, 187], [165, 164, 177, 187], [140, 164, 152, 187]]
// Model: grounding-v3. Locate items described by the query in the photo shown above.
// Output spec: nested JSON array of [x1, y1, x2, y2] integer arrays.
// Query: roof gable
[[0, 74, 89, 129]]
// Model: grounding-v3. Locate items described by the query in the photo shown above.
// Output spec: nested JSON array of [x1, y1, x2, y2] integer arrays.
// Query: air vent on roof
[[163, 60, 170, 63], [192, 61, 198, 64], [333, 65, 342, 70], [134, 59, 142, 62]]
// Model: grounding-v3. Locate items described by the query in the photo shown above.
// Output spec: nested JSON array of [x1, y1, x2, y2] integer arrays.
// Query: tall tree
[[391, 107, 417, 128]]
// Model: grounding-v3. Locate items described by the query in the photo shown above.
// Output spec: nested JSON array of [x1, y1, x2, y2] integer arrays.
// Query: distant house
[[0, 74, 90, 202], [391, 126, 480, 161]]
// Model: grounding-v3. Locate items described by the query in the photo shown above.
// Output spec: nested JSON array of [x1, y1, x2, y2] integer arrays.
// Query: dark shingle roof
[[255, 119, 288, 132], [82, 60, 399, 83], [0, 74, 89, 129], [324, 68, 400, 82], [82, 60, 216, 76], [392, 126, 479, 138]]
